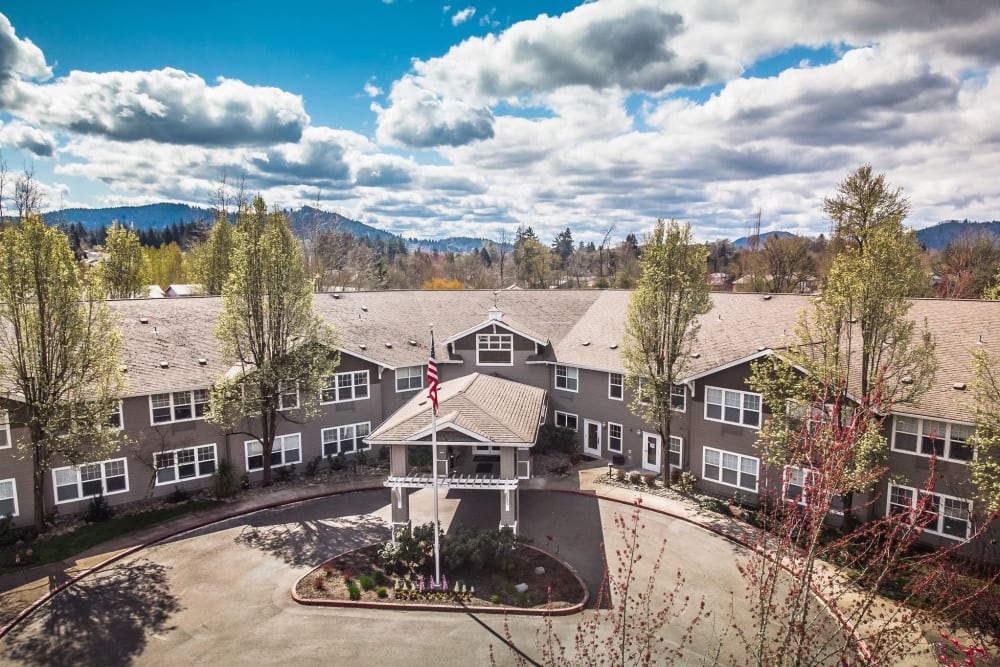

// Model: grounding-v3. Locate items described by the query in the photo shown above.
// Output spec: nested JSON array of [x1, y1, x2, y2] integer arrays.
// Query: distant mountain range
[[41, 202, 489, 253], [39, 203, 999, 253]]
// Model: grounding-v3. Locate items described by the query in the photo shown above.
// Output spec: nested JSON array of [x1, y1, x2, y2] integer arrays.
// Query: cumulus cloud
[[374, 77, 495, 147], [0, 120, 56, 156], [0, 13, 50, 106], [363, 80, 383, 97], [16, 68, 308, 146], [451, 7, 476, 26]]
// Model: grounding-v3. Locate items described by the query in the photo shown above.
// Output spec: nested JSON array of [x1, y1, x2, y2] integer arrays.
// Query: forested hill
[[915, 220, 1000, 251], [43, 203, 210, 230]]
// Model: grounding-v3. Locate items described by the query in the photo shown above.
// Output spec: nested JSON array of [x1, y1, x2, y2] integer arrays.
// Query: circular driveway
[[0, 489, 754, 666]]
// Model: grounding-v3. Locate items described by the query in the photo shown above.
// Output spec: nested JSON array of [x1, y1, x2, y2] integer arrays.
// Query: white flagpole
[[430, 326, 441, 588]]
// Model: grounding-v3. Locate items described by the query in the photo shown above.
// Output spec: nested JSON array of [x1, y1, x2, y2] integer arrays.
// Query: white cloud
[[451, 7, 476, 26], [363, 80, 383, 98], [0, 120, 56, 156]]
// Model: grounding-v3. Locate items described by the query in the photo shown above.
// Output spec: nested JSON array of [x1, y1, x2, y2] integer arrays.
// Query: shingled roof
[[366, 372, 547, 445]]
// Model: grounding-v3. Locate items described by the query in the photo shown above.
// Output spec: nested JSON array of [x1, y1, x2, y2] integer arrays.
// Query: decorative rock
[[534, 566, 545, 576], [514, 582, 529, 593]]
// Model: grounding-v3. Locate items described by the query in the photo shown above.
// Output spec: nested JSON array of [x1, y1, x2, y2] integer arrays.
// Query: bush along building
[[1, 290, 998, 557]]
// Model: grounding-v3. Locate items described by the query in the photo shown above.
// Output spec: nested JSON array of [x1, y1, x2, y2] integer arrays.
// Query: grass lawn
[[0, 500, 221, 574]]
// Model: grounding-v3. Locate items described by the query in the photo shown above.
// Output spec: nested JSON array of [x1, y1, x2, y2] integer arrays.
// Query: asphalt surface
[[0, 487, 757, 666]]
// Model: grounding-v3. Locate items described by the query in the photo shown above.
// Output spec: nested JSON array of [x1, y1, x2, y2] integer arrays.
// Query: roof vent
[[757, 345, 766, 351], [159, 361, 169, 369], [953, 382, 967, 391], [331, 293, 341, 299], [384, 342, 392, 349], [198, 358, 208, 366], [361, 306, 368, 312], [848, 317, 858, 324], [582, 341, 590, 347], [978, 334, 984, 345], [717, 314, 722, 321], [359, 344, 367, 350], [139, 316, 149, 324], [408, 340, 418, 346], [153, 326, 159, 335], [691, 352, 701, 359], [901, 375, 913, 385], [119, 365, 128, 373], [763, 294, 772, 300], [609, 343, 618, 350]]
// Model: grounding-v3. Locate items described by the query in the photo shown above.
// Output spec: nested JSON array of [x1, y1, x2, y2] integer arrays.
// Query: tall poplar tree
[[192, 212, 234, 295], [622, 218, 711, 484], [97, 221, 146, 299], [209, 197, 338, 486], [0, 216, 124, 530]]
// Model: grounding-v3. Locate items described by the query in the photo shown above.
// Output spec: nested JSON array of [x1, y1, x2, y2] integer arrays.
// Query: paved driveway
[[0, 489, 755, 666]]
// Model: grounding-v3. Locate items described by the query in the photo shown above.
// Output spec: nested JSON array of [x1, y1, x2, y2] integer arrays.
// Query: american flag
[[427, 333, 439, 416]]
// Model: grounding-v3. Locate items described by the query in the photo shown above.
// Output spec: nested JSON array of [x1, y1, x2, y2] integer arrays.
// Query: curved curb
[[539, 487, 873, 662], [292, 544, 589, 617], [0, 485, 384, 640]]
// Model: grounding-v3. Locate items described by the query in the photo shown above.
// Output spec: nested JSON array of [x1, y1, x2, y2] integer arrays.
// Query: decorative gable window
[[321, 371, 370, 403], [477, 333, 513, 365], [150, 390, 209, 424], [395, 366, 424, 392], [891, 416, 973, 463], [555, 365, 579, 392], [608, 373, 623, 400], [705, 386, 761, 428], [52, 458, 129, 503]]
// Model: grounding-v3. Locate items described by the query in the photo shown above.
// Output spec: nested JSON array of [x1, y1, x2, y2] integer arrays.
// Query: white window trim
[[0, 411, 10, 449], [321, 370, 371, 405], [668, 435, 682, 470], [782, 465, 844, 515], [476, 333, 514, 367], [149, 389, 209, 425], [395, 365, 424, 393], [321, 422, 372, 457], [278, 381, 300, 411], [555, 365, 579, 393], [608, 422, 623, 452], [0, 478, 19, 517], [52, 457, 130, 504], [671, 384, 687, 413], [704, 386, 762, 430], [154, 444, 218, 486], [890, 416, 974, 464], [245, 433, 302, 471], [608, 373, 624, 401], [554, 410, 578, 431], [702, 446, 759, 492], [108, 401, 124, 430], [886, 483, 972, 541]]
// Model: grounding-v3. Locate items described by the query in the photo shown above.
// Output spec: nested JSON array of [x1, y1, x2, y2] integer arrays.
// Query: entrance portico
[[366, 372, 547, 535]]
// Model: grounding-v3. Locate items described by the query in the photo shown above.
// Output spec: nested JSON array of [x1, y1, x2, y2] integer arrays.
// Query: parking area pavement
[[0, 486, 756, 666]]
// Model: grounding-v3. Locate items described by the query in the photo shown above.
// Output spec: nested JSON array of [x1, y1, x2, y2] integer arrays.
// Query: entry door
[[642, 431, 661, 472], [583, 419, 602, 457]]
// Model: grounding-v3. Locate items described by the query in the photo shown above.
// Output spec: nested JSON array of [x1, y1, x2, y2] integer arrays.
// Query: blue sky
[[1, 1, 998, 243]]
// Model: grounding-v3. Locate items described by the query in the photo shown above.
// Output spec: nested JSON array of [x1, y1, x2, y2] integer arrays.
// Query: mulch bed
[[295, 543, 586, 611]]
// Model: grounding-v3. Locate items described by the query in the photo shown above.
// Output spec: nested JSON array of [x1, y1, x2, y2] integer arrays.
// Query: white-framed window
[[608, 422, 623, 452], [891, 416, 973, 463], [555, 365, 579, 392], [703, 447, 758, 492], [322, 371, 370, 404], [278, 381, 299, 411], [396, 366, 424, 392], [53, 457, 129, 503], [150, 389, 209, 424], [782, 466, 844, 514], [0, 478, 18, 517], [555, 411, 578, 431], [705, 387, 761, 428], [154, 444, 217, 485], [608, 373, 623, 400], [887, 483, 971, 540], [245, 433, 302, 471], [477, 333, 513, 366], [669, 436, 682, 469], [108, 401, 124, 430], [0, 411, 9, 448], [322, 422, 371, 456], [671, 385, 686, 412]]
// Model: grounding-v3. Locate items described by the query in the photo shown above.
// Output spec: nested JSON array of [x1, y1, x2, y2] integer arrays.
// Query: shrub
[[328, 453, 345, 472], [347, 583, 361, 601], [516, 591, 531, 607], [304, 455, 323, 478], [674, 470, 698, 495], [373, 570, 390, 586], [274, 464, 295, 483], [643, 473, 657, 488], [699, 497, 732, 516], [535, 424, 577, 454], [628, 471, 643, 485], [86, 492, 114, 522], [614, 467, 626, 481], [489, 594, 500, 604], [357, 451, 369, 467], [376, 586, 388, 599], [359, 575, 375, 591], [213, 459, 237, 498], [165, 486, 190, 504], [313, 575, 325, 591], [239, 473, 251, 490]]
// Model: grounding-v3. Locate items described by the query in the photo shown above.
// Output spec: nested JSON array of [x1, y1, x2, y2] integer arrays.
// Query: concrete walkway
[[0, 463, 932, 665]]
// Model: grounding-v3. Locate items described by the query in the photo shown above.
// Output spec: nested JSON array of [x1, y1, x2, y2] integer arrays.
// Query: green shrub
[[535, 424, 577, 454], [373, 570, 390, 586], [304, 455, 323, 478], [699, 497, 732, 516], [628, 471, 643, 485], [274, 464, 295, 482], [675, 471, 698, 495], [347, 583, 361, 601], [86, 492, 114, 522], [376, 586, 388, 599], [213, 459, 237, 498], [489, 594, 500, 604], [516, 591, 531, 607], [359, 574, 375, 591]]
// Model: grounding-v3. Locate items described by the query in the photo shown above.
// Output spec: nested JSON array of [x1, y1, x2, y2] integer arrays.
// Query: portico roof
[[366, 372, 547, 447]]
